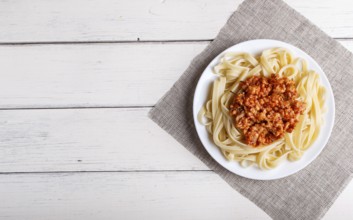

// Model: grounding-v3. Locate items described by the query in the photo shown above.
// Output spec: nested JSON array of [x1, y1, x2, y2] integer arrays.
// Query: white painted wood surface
[[0, 0, 353, 42], [0, 43, 207, 108], [1, 0, 352, 219], [0, 108, 207, 172], [0, 172, 270, 220]]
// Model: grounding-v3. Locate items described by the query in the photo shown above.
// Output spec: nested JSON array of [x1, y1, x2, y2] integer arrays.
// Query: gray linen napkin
[[148, 0, 353, 219]]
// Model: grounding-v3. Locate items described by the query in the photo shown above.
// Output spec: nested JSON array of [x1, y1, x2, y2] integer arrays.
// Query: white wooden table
[[0, 0, 352, 219]]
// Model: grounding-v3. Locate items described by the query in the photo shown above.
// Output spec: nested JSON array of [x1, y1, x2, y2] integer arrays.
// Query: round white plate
[[193, 39, 335, 180]]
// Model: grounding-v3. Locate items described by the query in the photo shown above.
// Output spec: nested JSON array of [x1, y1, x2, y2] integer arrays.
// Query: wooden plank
[[0, 108, 208, 172], [0, 172, 270, 220], [0, 40, 353, 108], [0, 171, 352, 220], [0, 0, 352, 42], [0, 42, 207, 108]]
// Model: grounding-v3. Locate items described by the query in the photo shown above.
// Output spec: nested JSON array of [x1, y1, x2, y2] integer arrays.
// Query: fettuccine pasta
[[198, 48, 325, 169]]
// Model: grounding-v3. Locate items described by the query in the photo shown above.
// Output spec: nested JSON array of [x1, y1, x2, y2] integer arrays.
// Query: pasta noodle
[[198, 48, 325, 170]]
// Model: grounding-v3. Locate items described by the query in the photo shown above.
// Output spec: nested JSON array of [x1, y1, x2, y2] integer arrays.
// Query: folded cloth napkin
[[149, 0, 353, 219]]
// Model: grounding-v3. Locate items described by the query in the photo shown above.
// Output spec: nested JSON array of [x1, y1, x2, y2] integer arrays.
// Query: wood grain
[[0, 108, 207, 172], [0, 40, 353, 108], [0, 42, 206, 108], [0, 172, 270, 220], [0, 0, 353, 42]]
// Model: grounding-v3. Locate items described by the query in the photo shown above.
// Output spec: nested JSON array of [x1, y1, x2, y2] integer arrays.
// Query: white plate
[[193, 39, 335, 180]]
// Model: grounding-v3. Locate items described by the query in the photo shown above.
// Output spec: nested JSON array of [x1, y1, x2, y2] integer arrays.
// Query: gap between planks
[[0, 39, 213, 46], [0, 106, 154, 111], [0, 170, 212, 175], [0, 37, 351, 46]]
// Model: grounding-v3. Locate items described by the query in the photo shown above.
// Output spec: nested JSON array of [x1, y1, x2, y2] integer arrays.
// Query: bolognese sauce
[[230, 74, 306, 147]]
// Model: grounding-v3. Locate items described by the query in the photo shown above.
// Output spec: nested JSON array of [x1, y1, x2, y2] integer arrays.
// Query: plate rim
[[192, 39, 335, 180]]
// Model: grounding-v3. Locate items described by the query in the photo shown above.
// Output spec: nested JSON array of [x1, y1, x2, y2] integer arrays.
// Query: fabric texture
[[148, 0, 353, 219]]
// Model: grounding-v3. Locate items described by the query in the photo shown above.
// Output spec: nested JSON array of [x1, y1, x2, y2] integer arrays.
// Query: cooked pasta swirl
[[198, 48, 325, 169]]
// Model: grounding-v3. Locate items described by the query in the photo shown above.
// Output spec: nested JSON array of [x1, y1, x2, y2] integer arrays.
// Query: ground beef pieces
[[230, 74, 306, 147]]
